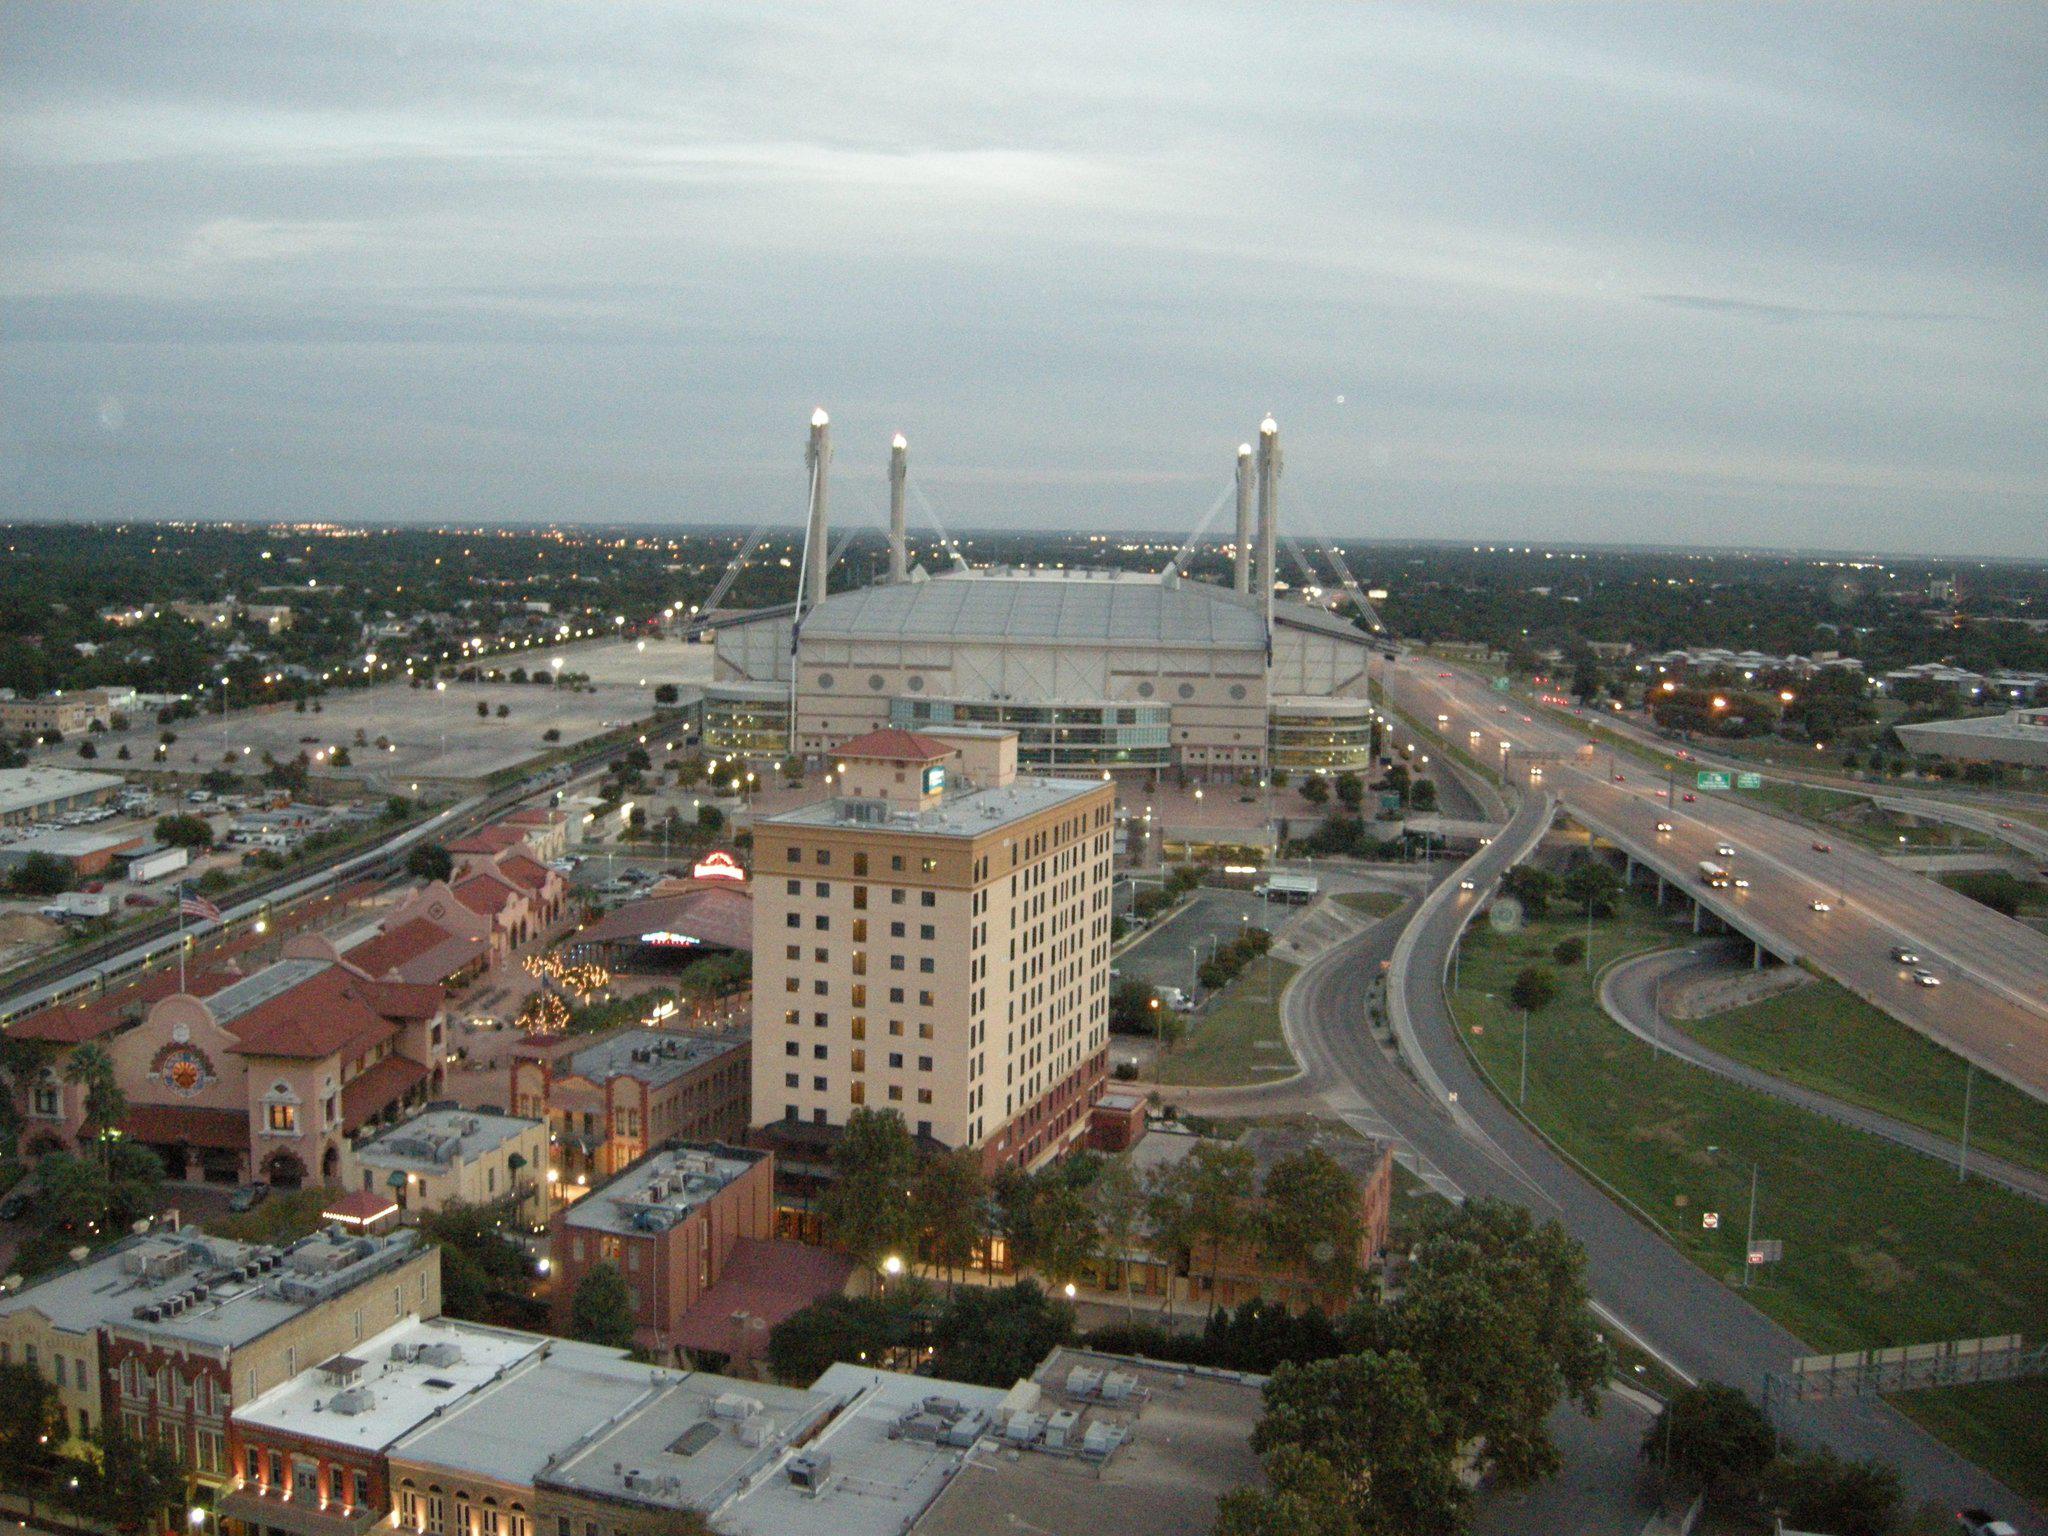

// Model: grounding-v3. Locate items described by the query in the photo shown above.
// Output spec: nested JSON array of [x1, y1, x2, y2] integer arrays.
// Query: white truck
[[39, 891, 114, 920]]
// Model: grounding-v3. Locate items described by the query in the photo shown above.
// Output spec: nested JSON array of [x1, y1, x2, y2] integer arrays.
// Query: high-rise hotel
[[750, 727, 1114, 1170]]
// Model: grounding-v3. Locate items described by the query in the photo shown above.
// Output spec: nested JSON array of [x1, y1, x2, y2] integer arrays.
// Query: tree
[[697, 802, 725, 834], [1298, 776, 1329, 807], [1371, 1198, 1610, 1490], [569, 1262, 638, 1349], [1643, 1383, 1776, 1505], [154, 813, 214, 851], [766, 1294, 907, 1384], [1763, 1446, 1901, 1536], [1089, 1156, 1150, 1321], [1509, 964, 1557, 1015], [997, 1160, 1101, 1286], [1552, 936, 1585, 968], [928, 1280, 1076, 1386], [1253, 1351, 1467, 1536], [63, 1043, 124, 1167], [1109, 977, 1163, 1035], [1258, 1146, 1365, 1302], [653, 683, 680, 704], [0, 1361, 64, 1512], [477, 699, 490, 718], [76, 740, 97, 760], [917, 1148, 986, 1285], [7, 851, 72, 896], [1184, 1141, 1258, 1311], [104, 1142, 165, 1229], [1216, 1445, 1365, 1536], [1408, 777, 1438, 813], [75, 1420, 186, 1533], [1144, 1160, 1200, 1318], [406, 843, 455, 882], [1499, 865, 1555, 917], [1332, 772, 1365, 812], [817, 1107, 920, 1272], [1561, 856, 1623, 917]]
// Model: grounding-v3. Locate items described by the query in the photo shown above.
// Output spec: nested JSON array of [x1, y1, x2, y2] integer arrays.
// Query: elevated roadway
[[1385, 659, 2048, 1102]]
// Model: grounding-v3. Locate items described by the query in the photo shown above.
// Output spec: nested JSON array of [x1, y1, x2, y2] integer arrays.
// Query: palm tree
[[63, 1043, 125, 1168]]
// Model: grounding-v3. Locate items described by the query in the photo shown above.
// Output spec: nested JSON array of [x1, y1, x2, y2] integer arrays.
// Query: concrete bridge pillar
[[1753, 940, 1765, 970], [1692, 902, 1703, 934], [1656, 873, 1666, 904]]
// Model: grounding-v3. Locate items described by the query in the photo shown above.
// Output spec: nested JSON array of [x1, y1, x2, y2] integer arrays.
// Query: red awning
[[339, 1056, 430, 1131], [121, 1104, 247, 1150]]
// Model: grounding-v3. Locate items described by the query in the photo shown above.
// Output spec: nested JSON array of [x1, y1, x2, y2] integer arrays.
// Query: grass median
[[1150, 955, 1301, 1087], [1677, 978, 2048, 1178], [1335, 890, 1405, 920], [1448, 896, 2048, 1500]]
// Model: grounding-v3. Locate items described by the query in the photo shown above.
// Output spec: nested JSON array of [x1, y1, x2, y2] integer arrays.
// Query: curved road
[[1283, 791, 2042, 1529], [1600, 946, 2048, 1206]]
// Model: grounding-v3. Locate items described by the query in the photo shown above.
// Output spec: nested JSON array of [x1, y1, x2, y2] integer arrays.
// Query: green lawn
[[201, 1187, 331, 1244], [1151, 956, 1300, 1087], [1677, 979, 2048, 1178], [1335, 890, 1405, 920], [1449, 902, 2048, 1500]]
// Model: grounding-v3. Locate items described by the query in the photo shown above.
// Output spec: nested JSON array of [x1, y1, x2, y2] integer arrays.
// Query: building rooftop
[[538, 1371, 835, 1518], [562, 1142, 762, 1237], [394, 1340, 676, 1487], [765, 771, 1104, 840], [803, 571, 1269, 649], [537, 1028, 746, 1093], [233, 1315, 546, 1453], [353, 1107, 540, 1175], [1, 829, 142, 860], [0, 766, 125, 817], [574, 887, 754, 954], [716, 1364, 1013, 1536], [0, 1227, 425, 1352], [908, 1348, 1267, 1536], [1896, 708, 2048, 743]]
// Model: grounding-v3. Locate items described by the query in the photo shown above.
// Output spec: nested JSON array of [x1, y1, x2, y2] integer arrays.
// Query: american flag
[[179, 890, 222, 924]]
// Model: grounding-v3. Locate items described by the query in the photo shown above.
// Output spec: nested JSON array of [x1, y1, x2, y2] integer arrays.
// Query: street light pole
[[1518, 1008, 1530, 1106], [1958, 1062, 1976, 1184]]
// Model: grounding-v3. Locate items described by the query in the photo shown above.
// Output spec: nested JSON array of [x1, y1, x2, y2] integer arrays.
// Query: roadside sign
[[1748, 1239, 1783, 1266], [1735, 772, 1763, 790], [1702, 1212, 1720, 1230], [1696, 770, 1732, 790]]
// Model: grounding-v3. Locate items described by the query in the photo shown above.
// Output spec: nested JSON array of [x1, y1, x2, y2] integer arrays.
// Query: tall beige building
[[751, 727, 1114, 1171]]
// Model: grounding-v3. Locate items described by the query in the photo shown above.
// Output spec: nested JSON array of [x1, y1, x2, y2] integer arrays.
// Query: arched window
[[398, 1481, 420, 1530]]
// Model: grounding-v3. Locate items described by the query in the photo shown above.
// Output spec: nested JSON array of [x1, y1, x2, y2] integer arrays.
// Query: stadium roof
[[802, 572, 1269, 649]]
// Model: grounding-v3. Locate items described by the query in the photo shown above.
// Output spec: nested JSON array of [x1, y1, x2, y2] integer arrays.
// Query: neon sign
[[691, 850, 746, 882], [639, 931, 702, 948]]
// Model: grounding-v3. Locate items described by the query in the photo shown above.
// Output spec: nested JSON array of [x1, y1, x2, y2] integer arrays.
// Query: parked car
[[1957, 1509, 2018, 1536], [227, 1182, 270, 1213]]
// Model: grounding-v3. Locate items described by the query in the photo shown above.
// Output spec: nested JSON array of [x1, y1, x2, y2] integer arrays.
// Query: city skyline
[[3, 3, 2043, 556]]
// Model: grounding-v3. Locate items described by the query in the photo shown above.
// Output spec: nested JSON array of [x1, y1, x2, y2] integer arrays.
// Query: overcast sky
[[3, 3, 2043, 555]]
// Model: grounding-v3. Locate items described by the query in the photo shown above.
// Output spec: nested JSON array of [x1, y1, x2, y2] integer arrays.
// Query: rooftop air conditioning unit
[[786, 1451, 830, 1491]]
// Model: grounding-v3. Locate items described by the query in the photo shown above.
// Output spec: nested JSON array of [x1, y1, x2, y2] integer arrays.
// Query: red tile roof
[[572, 885, 754, 953], [322, 1189, 400, 1226], [498, 853, 552, 891], [120, 1104, 247, 1150], [504, 807, 560, 826], [831, 727, 951, 763], [221, 964, 432, 1060], [447, 826, 525, 856], [10, 968, 238, 1044], [340, 1054, 430, 1131], [672, 1239, 856, 1364], [452, 874, 516, 915], [342, 917, 449, 976]]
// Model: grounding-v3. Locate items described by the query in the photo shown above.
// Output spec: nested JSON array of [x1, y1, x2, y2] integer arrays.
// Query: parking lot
[[33, 635, 715, 789], [1117, 887, 1281, 998]]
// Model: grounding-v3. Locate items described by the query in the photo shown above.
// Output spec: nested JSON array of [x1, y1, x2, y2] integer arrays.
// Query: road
[[1600, 945, 2048, 1206], [1384, 660, 2048, 1102], [1280, 791, 2042, 1527]]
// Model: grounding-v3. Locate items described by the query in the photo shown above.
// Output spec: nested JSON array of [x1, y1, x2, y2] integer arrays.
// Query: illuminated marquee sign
[[921, 764, 946, 795], [691, 850, 747, 883], [639, 930, 703, 948]]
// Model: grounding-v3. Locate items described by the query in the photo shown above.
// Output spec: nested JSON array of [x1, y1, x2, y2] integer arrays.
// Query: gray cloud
[[1, 1, 2043, 555]]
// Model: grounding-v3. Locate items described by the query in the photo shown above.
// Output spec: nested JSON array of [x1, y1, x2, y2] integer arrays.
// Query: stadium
[[700, 414, 1385, 778]]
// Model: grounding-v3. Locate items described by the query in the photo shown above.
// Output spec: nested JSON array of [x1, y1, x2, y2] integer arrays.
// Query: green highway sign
[[1696, 770, 1732, 790], [1735, 772, 1763, 790]]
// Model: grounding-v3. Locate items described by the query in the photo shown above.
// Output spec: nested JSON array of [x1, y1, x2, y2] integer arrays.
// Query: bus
[[1698, 860, 1732, 888]]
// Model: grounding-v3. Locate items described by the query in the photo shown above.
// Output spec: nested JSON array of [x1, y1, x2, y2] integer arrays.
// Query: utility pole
[[1742, 1163, 1760, 1289], [1958, 1062, 1976, 1183]]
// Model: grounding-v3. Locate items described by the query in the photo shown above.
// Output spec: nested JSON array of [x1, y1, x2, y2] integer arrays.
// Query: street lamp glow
[[882, 1254, 904, 1277]]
